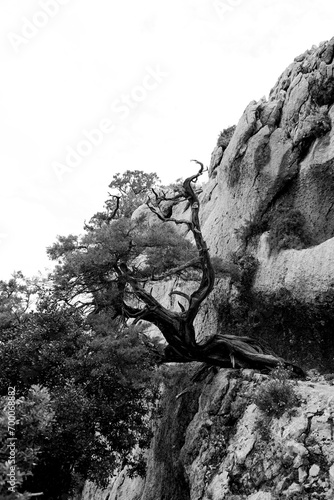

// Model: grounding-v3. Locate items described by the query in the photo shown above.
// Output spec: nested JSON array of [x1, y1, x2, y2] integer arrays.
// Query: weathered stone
[[284, 482, 302, 495], [259, 98, 284, 128], [82, 372, 334, 500], [255, 233, 334, 300], [82, 470, 145, 500], [320, 60, 328, 75], [205, 471, 230, 500], [324, 47, 334, 65], [298, 467, 308, 483], [286, 440, 308, 458], [309, 464, 320, 477], [209, 146, 223, 177], [295, 52, 307, 62], [323, 41, 334, 64], [293, 454, 304, 468], [247, 492, 273, 500], [329, 463, 334, 486]]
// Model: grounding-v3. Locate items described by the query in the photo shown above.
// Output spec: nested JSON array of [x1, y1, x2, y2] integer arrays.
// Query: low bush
[[268, 208, 311, 253], [254, 365, 300, 418]]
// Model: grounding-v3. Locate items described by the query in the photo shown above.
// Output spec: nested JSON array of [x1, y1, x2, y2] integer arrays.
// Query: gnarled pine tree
[[114, 162, 305, 377]]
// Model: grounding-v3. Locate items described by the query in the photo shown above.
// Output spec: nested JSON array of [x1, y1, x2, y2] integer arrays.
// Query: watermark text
[[8, 0, 72, 53], [6, 387, 17, 494], [213, 0, 244, 21]]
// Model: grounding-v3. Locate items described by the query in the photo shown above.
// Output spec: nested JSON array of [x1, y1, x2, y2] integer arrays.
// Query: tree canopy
[[106, 169, 160, 218], [0, 274, 159, 498]]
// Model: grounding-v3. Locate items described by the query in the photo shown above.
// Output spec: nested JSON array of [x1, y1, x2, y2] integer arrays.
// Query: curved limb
[[182, 162, 215, 323]]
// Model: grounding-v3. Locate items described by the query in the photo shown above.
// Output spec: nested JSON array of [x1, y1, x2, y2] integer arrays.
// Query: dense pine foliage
[[0, 171, 195, 499]]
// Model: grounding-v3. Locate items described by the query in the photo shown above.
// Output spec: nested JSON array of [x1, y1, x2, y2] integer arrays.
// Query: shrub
[[217, 125, 236, 149], [236, 205, 313, 253], [235, 212, 270, 247], [268, 208, 311, 253], [211, 256, 241, 282], [0, 385, 55, 499], [216, 285, 334, 372], [233, 253, 259, 292], [254, 365, 300, 418]]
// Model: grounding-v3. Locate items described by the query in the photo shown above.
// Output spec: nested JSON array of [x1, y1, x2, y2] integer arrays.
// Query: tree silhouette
[[115, 162, 305, 377], [48, 165, 304, 377]]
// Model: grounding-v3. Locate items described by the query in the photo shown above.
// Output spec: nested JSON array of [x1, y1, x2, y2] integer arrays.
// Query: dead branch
[[114, 164, 305, 377], [107, 194, 121, 219], [169, 290, 191, 302], [145, 201, 193, 228]]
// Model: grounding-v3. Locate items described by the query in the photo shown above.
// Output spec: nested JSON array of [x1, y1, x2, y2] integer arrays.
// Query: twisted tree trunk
[[116, 163, 305, 377]]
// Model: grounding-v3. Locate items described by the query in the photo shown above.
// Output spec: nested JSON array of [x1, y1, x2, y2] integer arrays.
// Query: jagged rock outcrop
[[202, 39, 334, 370], [209, 126, 236, 178], [131, 37, 334, 371], [200, 38, 334, 293], [82, 470, 144, 500], [82, 366, 334, 500], [81, 39, 334, 500], [177, 369, 334, 500]]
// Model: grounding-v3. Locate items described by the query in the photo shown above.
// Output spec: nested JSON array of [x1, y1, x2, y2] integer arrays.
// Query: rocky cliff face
[[83, 367, 334, 500], [137, 37, 334, 371], [202, 37, 334, 264], [82, 39, 334, 500]]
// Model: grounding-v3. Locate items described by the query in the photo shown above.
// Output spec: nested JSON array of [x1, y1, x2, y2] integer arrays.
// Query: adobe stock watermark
[[7, 0, 72, 53], [213, 0, 245, 21], [6, 387, 17, 495], [52, 65, 168, 182]]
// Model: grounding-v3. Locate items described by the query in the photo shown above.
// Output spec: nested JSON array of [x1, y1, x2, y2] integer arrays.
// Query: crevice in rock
[[208, 182, 218, 201], [142, 365, 205, 500], [325, 201, 334, 220]]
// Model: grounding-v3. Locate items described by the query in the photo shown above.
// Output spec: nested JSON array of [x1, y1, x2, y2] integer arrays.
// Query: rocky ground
[[82, 367, 334, 500]]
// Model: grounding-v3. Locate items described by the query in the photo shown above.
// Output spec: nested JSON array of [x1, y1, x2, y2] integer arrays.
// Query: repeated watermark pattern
[[213, 0, 245, 21], [52, 64, 168, 182], [6, 387, 17, 494], [7, 0, 72, 53]]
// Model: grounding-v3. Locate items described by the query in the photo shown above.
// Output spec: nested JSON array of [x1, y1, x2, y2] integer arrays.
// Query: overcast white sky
[[1, 0, 334, 280]]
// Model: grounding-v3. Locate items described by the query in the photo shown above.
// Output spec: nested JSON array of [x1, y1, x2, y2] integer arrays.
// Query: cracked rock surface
[[82, 368, 334, 500]]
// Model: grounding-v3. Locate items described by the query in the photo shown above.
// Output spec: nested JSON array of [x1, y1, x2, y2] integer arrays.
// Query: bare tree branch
[[114, 163, 305, 377], [169, 290, 191, 302], [107, 195, 121, 219], [145, 201, 193, 228]]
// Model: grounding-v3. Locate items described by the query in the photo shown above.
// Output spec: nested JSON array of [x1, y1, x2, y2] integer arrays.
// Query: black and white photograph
[[1, 1, 334, 499]]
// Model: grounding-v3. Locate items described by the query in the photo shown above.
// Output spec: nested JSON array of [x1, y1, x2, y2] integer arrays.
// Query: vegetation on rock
[[267, 207, 311, 253], [217, 125, 236, 149], [254, 364, 300, 418], [216, 285, 334, 372]]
